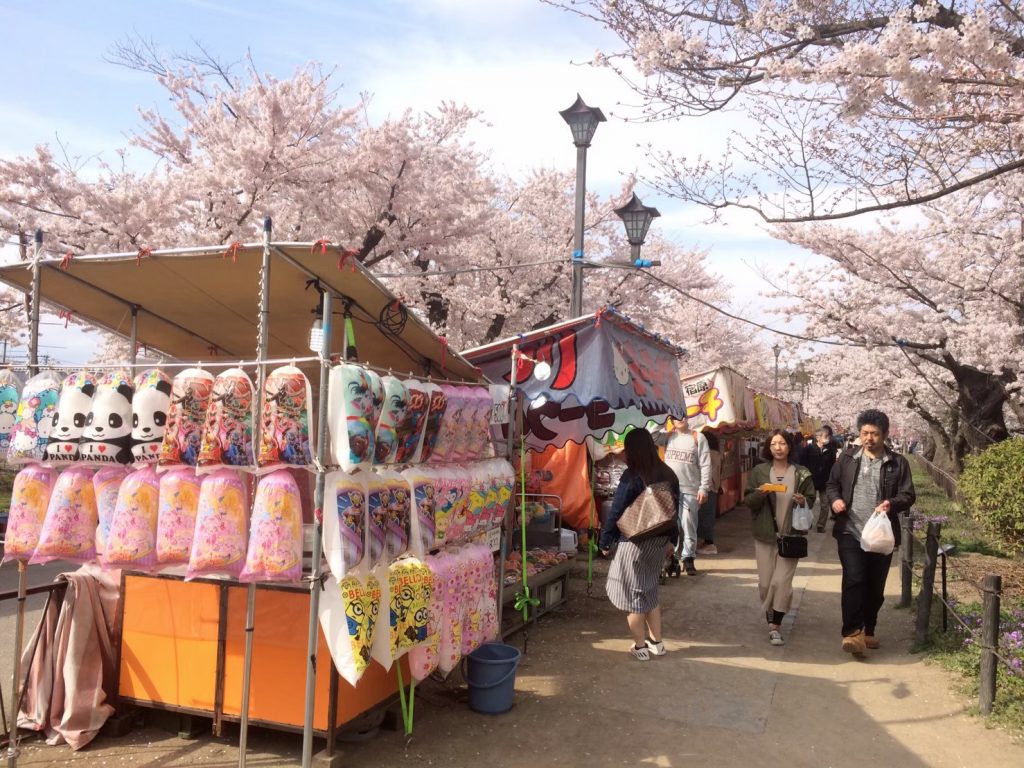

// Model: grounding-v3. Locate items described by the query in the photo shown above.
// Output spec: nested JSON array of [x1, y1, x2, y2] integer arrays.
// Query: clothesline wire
[[374, 259, 564, 279]]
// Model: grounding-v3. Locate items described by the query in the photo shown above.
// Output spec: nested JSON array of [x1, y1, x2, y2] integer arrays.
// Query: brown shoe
[[842, 630, 866, 657], [864, 634, 880, 650]]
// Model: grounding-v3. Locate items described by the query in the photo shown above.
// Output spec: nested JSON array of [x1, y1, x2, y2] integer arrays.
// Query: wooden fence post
[[914, 521, 941, 645], [899, 512, 914, 609], [979, 574, 1002, 716]]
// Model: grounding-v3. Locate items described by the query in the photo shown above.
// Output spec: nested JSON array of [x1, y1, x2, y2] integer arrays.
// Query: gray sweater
[[663, 430, 711, 495]]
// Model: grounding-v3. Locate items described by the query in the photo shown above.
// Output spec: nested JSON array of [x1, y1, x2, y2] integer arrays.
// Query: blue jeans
[[697, 491, 718, 543], [675, 493, 699, 560]]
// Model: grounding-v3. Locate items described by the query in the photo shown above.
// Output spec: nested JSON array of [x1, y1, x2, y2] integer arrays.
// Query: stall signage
[[486, 525, 502, 552]]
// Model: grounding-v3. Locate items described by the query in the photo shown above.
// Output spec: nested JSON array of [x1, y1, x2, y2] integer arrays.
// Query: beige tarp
[[0, 242, 478, 380]]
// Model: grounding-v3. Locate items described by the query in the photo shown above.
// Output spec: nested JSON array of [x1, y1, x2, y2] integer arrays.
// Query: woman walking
[[741, 429, 816, 646], [599, 428, 680, 661]]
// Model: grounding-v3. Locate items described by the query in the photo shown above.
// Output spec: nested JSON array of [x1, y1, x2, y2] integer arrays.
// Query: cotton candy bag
[[414, 384, 447, 464], [436, 548, 469, 675], [7, 371, 61, 465], [198, 368, 257, 472], [318, 572, 382, 686], [322, 470, 367, 581], [404, 465, 438, 557], [379, 470, 412, 561], [130, 369, 172, 465], [156, 469, 202, 565], [373, 376, 408, 465], [327, 364, 376, 473], [1, 465, 56, 564], [240, 470, 304, 583], [385, 558, 433, 661], [79, 370, 135, 465], [407, 553, 447, 682], [257, 365, 313, 471], [160, 368, 215, 468], [392, 380, 430, 464], [94, 465, 131, 557], [44, 371, 97, 465], [104, 465, 160, 570], [31, 466, 98, 565], [187, 469, 249, 579], [464, 387, 494, 461], [449, 386, 480, 462], [364, 472, 391, 570], [434, 467, 467, 545], [0, 368, 22, 458], [428, 385, 464, 463]]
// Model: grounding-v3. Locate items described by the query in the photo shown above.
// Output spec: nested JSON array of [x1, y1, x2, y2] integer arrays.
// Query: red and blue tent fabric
[[463, 308, 686, 452]]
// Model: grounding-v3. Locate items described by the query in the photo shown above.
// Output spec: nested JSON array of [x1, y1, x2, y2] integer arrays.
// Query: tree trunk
[[949, 361, 1009, 461]]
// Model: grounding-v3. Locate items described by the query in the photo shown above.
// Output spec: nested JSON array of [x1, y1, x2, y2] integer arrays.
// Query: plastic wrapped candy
[[240, 470, 304, 583], [373, 376, 408, 465], [428, 384, 465, 464], [322, 471, 367, 581], [449, 386, 481, 462], [392, 380, 430, 464], [130, 369, 172, 465], [363, 472, 391, 570], [379, 470, 412, 561], [464, 387, 494, 461], [156, 468, 202, 565], [186, 469, 249, 579], [403, 465, 438, 557], [0, 368, 22, 458], [103, 465, 161, 570], [436, 548, 469, 676], [493, 459, 514, 529], [44, 371, 97, 465], [159, 368, 215, 468], [414, 383, 447, 464], [7, 370, 61, 465], [93, 465, 131, 557], [461, 544, 498, 655], [320, 572, 382, 687], [463, 466, 489, 537], [79, 370, 135, 465], [0, 465, 56, 564], [257, 365, 313, 472], [385, 557, 433, 662], [198, 368, 257, 472], [31, 466, 98, 565], [407, 552, 447, 682], [328, 364, 376, 473], [434, 467, 467, 546]]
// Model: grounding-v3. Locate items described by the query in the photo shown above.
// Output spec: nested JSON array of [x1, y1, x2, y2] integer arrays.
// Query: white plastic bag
[[791, 503, 814, 532], [860, 512, 895, 555]]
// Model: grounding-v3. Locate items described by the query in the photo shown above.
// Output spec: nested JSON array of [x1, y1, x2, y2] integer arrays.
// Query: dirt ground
[[6, 511, 1024, 768]]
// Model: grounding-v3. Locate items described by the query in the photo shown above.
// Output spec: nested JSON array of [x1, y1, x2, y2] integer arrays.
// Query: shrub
[[958, 437, 1024, 554]]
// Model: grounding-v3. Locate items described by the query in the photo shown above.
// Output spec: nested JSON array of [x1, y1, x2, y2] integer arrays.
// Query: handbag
[[616, 480, 677, 541], [771, 500, 808, 559]]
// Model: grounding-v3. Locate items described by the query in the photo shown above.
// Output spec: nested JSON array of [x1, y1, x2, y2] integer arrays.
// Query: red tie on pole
[[58, 310, 73, 328], [337, 247, 359, 272], [60, 252, 73, 270], [311, 238, 332, 254], [136, 247, 152, 267], [224, 242, 243, 263]]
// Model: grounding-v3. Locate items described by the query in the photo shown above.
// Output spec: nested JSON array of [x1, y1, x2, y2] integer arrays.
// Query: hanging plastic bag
[[385, 557, 433, 662], [364, 472, 391, 569], [159, 368, 215, 468], [0, 368, 22, 458], [31, 466, 98, 565], [1, 465, 56, 564], [322, 470, 367, 581], [414, 383, 447, 463], [319, 572, 382, 687], [7, 370, 61, 465], [187, 469, 249, 579], [428, 384, 464, 464], [328, 364, 377, 473], [156, 468, 202, 565], [104, 465, 161, 570], [94, 465, 131, 557], [240, 470, 304, 583], [79, 370, 135, 465], [378, 470, 412, 561], [373, 376, 408, 465], [436, 548, 468, 676], [860, 512, 896, 555], [257, 365, 313, 472], [464, 387, 494, 461], [404, 465, 438, 557], [130, 369, 172, 465], [198, 368, 257, 472], [392, 380, 430, 464], [407, 552, 446, 682], [44, 371, 97, 465], [791, 503, 814, 532]]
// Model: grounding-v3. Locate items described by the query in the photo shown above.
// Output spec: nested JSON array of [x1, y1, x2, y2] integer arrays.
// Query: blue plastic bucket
[[462, 643, 521, 714]]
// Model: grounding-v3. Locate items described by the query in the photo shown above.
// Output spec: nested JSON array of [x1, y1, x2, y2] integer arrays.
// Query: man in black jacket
[[805, 426, 839, 532], [826, 409, 916, 657]]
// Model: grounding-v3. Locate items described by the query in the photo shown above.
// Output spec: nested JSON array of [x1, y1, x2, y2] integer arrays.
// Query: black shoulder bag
[[772, 501, 808, 559]]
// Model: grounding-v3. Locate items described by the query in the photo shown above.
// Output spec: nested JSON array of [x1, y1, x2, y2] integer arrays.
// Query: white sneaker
[[631, 644, 651, 661], [768, 629, 785, 646], [645, 639, 666, 656], [696, 544, 718, 555]]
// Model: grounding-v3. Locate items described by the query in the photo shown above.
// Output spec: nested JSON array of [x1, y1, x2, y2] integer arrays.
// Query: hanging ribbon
[[594, 310, 603, 328], [223, 241, 243, 263], [135, 247, 152, 267], [337, 247, 359, 272], [311, 238, 332, 254], [57, 310, 73, 328], [438, 336, 448, 371], [59, 252, 73, 270]]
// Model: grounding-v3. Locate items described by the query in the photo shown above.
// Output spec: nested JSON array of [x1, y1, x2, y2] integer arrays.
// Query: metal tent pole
[[128, 306, 138, 367], [301, 291, 333, 767], [237, 218, 272, 768], [7, 231, 42, 768]]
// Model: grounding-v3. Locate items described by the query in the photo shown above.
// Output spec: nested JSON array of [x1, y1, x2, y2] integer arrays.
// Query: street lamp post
[[560, 94, 606, 318], [772, 343, 782, 397], [614, 192, 661, 264]]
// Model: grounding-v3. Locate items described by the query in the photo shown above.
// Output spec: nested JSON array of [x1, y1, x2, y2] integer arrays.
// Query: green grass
[[910, 463, 1009, 557], [0, 468, 13, 513]]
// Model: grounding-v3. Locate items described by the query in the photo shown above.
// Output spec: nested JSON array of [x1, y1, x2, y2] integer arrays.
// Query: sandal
[[631, 643, 651, 661]]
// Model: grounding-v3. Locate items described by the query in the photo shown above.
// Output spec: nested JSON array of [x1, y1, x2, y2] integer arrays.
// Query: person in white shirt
[[662, 420, 711, 575]]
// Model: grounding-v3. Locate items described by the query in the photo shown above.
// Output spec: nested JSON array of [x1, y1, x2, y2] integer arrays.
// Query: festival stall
[[463, 308, 686, 632], [0, 231, 508, 766]]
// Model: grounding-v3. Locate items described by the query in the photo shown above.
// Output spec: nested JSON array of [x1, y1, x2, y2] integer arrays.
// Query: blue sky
[[0, 0, 806, 365]]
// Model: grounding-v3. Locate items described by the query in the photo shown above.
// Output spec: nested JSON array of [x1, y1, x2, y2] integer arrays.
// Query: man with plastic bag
[[826, 409, 915, 657]]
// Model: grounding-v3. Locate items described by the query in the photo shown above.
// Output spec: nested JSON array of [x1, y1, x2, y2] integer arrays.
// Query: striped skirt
[[605, 535, 670, 614]]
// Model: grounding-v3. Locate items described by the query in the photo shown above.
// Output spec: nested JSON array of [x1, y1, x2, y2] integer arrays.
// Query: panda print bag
[[131, 369, 172, 465], [45, 371, 97, 465], [79, 370, 135, 465]]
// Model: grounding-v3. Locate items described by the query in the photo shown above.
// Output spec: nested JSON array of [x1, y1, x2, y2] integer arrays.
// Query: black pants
[[837, 534, 893, 636]]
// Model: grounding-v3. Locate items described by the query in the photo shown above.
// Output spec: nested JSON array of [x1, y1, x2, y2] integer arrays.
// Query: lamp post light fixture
[[772, 343, 782, 397], [614, 192, 661, 264], [560, 94, 606, 318]]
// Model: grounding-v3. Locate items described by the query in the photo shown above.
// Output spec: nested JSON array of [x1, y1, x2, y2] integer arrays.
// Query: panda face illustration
[[83, 382, 134, 443], [50, 380, 96, 441], [132, 378, 172, 441]]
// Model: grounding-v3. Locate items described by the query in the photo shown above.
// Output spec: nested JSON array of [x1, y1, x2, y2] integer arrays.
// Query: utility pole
[[772, 343, 781, 397]]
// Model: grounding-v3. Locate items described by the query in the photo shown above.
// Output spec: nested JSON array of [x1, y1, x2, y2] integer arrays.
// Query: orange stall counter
[[118, 573, 403, 734]]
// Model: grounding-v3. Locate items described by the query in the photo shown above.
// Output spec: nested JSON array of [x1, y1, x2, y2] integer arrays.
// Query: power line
[[374, 259, 564, 279]]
